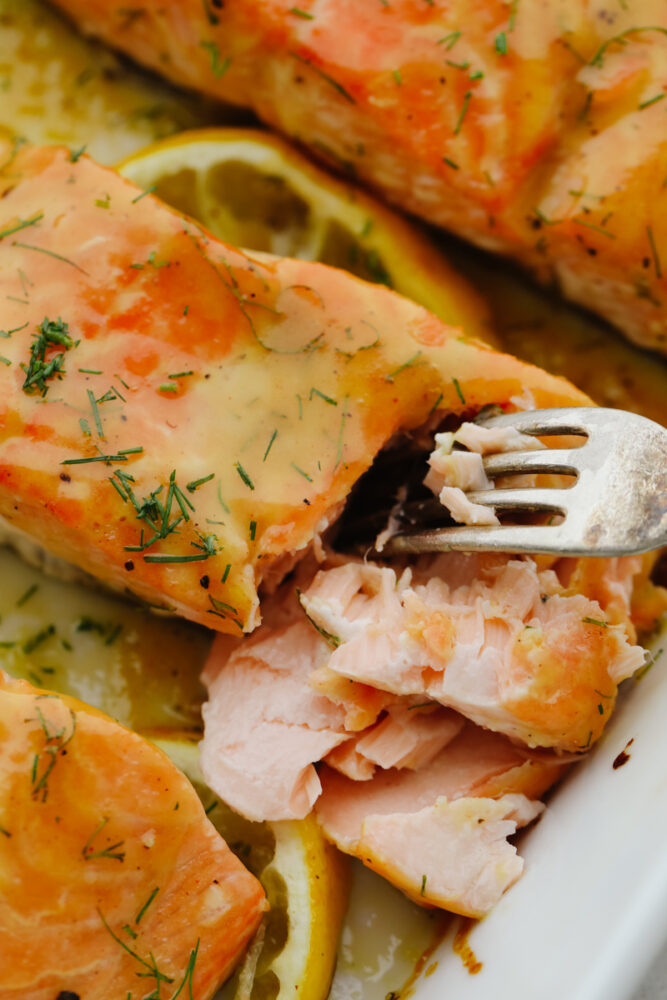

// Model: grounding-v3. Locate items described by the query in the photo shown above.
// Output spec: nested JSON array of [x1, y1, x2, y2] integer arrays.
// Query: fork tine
[[464, 486, 571, 511], [477, 406, 591, 437], [483, 449, 580, 478], [385, 523, 568, 556]]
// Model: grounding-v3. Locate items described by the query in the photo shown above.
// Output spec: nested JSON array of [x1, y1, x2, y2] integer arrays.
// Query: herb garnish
[[453, 91, 473, 134], [309, 387, 337, 405], [13, 242, 88, 274], [234, 461, 255, 490], [16, 583, 38, 607], [208, 594, 242, 629], [0, 212, 43, 241], [290, 52, 356, 103], [291, 462, 313, 482], [428, 392, 444, 417], [589, 26, 667, 68], [572, 218, 615, 239], [135, 887, 160, 924], [112, 469, 196, 556], [186, 473, 215, 492], [335, 395, 350, 470], [0, 321, 28, 338], [23, 624, 56, 654], [88, 388, 105, 437], [452, 377, 466, 405], [28, 696, 76, 802], [263, 429, 278, 461], [62, 450, 139, 465], [98, 907, 200, 998], [385, 350, 423, 382], [21, 317, 74, 396], [200, 40, 231, 78], [639, 93, 666, 110], [82, 816, 126, 862], [131, 184, 157, 204], [296, 588, 341, 647], [438, 31, 461, 50]]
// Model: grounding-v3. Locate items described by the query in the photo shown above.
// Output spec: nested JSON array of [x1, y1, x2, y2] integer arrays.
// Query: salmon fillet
[[0, 141, 589, 635], [0, 671, 266, 1000], [47, 0, 667, 353]]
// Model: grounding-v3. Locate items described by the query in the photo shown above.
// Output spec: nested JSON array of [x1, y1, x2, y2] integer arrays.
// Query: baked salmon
[[315, 723, 561, 917], [47, 0, 667, 353], [199, 548, 662, 913], [0, 140, 593, 636], [0, 671, 266, 1000]]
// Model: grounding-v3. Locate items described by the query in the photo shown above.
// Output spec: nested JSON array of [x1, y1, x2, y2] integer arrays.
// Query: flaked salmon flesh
[[425, 421, 546, 526], [200, 543, 662, 914]]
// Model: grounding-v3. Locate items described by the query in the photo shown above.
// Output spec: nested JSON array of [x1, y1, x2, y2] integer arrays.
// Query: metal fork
[[385, 407, 667, 558]]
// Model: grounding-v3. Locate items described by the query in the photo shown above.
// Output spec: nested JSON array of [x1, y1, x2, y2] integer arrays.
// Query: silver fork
[[386, 407, 667, 558]]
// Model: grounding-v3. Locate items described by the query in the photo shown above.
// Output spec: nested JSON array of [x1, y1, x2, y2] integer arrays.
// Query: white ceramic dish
[[399, 631, 667, 1000]]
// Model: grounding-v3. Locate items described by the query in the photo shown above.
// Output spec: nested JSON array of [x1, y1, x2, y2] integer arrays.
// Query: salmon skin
[[0, 671, 267, 1000], [47, 0, 667, 354], [0, 142, 589, 636]]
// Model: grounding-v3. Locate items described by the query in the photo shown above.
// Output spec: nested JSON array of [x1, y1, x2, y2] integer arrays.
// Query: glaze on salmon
[[0, 672, 266, 1000], [0, 142, 590, 636], [48, 0, 667, 353]]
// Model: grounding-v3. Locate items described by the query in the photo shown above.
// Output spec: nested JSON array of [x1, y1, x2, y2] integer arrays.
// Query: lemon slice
[[117, 127, 491, 336], [152, 737, 349, 1000]]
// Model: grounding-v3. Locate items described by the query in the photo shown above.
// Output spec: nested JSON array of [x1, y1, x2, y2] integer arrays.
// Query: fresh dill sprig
[[21, 317, 74, 397]]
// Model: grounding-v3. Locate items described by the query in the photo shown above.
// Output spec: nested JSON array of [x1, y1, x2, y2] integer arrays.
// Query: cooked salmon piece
[[200, 620, 350, 820], [338, 795, 543, 916], [425, 420, 545, 526], [0, 671, 266, 1000], [0, 142, 592, 636], [334, 703, 465, 774], [48, 0, 667, 353], [199, 545, 652, 814], [300, 555, 645, 750], [315, 723, 564, 916], [198, 543, 662, 913]]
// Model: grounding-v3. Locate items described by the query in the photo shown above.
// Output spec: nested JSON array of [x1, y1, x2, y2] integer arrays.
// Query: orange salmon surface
[[0, 142, 588, 635], [48, 0, 667, 353], [0, 672, 266, 1000]]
